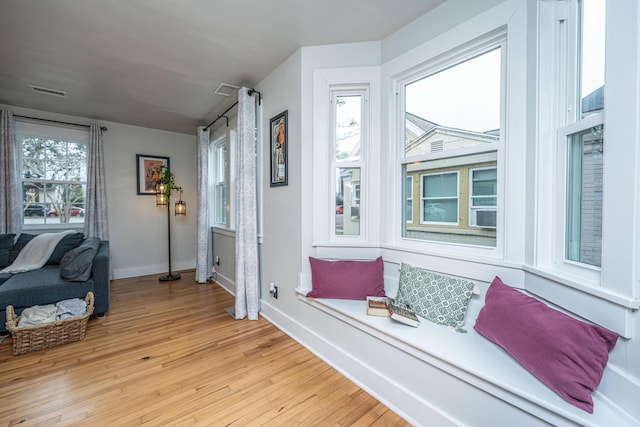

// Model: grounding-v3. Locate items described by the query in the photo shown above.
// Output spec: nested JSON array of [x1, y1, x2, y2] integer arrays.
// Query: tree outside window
[[21, 136, 87, 225]]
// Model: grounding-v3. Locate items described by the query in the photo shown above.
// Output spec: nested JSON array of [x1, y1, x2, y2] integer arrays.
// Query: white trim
[[312, 67, 381, 245], [389, 29, 507, 259], [535, 0, 640, 308]]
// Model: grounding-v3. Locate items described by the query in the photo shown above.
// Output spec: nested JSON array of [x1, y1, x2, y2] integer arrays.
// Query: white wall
[[2, 104, 198, 279], [102, 121, 197, 279], [257, 50, 304, 317]]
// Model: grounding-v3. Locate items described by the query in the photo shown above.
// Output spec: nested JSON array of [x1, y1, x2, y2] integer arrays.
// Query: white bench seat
[[295, 289, 635, 427]]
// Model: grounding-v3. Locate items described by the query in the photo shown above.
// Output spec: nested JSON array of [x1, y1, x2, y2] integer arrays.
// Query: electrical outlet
[[269, 282, 278, 299], [215, 256, 220, 266]]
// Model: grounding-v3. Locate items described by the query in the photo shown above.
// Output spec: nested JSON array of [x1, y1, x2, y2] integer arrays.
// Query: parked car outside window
[[23, 203, 47, 217], [48, 207, 85, 217]]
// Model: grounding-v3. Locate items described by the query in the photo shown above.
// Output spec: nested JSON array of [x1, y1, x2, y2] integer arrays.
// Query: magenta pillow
[[474, 276, 618, 413], [307, 256, 386, 300]]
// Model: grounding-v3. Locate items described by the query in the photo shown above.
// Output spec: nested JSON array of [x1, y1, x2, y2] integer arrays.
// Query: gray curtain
[[0, 110, 21, 234], [234, 87, 259, 320], [196, 126, 213, 283], [83, 124, 109, 240]]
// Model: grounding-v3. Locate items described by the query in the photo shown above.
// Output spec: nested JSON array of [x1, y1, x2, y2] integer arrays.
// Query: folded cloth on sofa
[[0, 230, 76, 274], [56, 298, 87, 320], [17, 304, 57, 326]]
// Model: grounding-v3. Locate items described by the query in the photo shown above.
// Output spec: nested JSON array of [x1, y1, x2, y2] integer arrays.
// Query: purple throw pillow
[[307, 256, 386, 300], [474, 276, 618, 413]]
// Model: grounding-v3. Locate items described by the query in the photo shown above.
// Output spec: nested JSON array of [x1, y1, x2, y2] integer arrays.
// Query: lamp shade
[[156, 182, 168, 207], [175, 200, 186, 216]]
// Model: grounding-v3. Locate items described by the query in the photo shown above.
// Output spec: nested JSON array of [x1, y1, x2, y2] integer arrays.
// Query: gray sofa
[[0, 233, 110, 334]]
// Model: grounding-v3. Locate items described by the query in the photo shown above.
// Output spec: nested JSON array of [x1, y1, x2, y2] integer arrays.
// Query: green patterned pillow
[[395, 263, 475, 327]]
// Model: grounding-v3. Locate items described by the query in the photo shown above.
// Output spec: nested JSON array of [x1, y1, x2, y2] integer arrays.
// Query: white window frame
[[16, 120, 89, 231], [330, 85, 369, 241], [532, 0, 640, 335], [310, 66, 381, 247], [393, 30, 507, 256], [212, 135, 228, 227], [538, 0, 607, 285], [405, 175, 413, 223], [209, 126, 235, 231]]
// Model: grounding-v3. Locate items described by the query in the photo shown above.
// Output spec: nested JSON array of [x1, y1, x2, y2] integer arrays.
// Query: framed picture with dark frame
[[136, 154, 169, 195], [269, 110, 288, 187]]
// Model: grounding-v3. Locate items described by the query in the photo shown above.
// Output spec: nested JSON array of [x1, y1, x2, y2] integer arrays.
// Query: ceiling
[[0, 0, 444, 135]]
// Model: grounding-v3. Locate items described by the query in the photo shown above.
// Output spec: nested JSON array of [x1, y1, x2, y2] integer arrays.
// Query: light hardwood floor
[[0, 272, 409, 426]]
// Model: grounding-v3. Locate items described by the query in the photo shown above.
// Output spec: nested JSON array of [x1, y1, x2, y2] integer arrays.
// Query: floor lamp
[[155, 167, 186, 282]]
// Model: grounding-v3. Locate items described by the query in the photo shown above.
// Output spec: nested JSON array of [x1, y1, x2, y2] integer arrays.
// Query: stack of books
[[366, 296, 390, 317], [366, 296, 420, 327]]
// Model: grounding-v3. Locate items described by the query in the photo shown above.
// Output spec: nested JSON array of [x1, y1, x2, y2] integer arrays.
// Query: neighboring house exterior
[[404, 113, 499, 247]]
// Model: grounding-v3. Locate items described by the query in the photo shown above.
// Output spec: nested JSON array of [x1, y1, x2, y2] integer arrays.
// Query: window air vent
[[29, 85, 67, 98], [214, 83, 239, 96], [431, 140, 444, 152]]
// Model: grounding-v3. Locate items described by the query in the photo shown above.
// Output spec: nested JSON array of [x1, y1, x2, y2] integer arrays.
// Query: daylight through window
[[562, 0, 605, 267], [333, 90, 366, 237], [401, 45, 502, 247], [19, 124, 88, 227]]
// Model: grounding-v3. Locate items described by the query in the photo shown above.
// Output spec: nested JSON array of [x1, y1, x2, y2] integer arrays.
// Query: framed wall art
[[270, 110, 288, 187], [136, 154, 169, 195]]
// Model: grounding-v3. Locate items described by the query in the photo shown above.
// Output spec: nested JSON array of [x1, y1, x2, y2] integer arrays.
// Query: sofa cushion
[[60, 237, 100, 281], [307, 256, 386, 300], [0, 234, 15, 268], [0, 265, 94, 311], [47, 232, 84, 264], [9, 233, 35, 263], [474, 276, 618, 413], [0, 272, 12, 286]]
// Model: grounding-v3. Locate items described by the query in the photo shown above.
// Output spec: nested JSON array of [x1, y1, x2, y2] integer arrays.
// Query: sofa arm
[[91, 241, 110, 315]]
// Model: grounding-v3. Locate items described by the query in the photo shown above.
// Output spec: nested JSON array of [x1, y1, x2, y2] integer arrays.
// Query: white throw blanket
[[0, 230, 76, 274]]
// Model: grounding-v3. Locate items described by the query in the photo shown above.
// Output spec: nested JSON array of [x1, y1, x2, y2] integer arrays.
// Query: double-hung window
[[421, 171, 459, 224], [332, 87, 367, 238], [212, 136, 228, 226], [469, 167, 497, 228], [17, 121, 88, 229], [558, 0, 606, 269], [399, 33, 505, 248], [534, 0, 640, 334]]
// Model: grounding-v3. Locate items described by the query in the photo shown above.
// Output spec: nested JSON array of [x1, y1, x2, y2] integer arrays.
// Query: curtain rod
[[204, 88, 261, 130], [15, 115, 107, 131]]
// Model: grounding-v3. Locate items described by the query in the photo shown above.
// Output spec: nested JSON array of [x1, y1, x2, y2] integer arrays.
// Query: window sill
[[22, 224, 84, 232], [211, 226, 235, 237], [523, 266, 640, 338]]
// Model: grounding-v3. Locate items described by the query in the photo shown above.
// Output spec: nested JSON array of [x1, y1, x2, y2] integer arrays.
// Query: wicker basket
[[5, 292, 94, 355]]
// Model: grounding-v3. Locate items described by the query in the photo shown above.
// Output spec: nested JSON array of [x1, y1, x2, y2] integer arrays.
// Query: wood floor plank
[[0, 271, 409, 426]]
